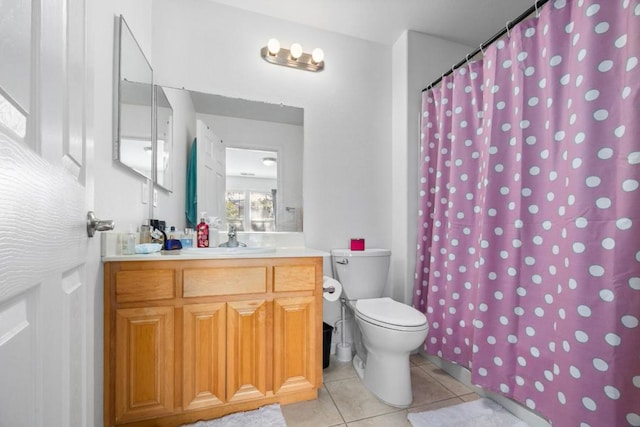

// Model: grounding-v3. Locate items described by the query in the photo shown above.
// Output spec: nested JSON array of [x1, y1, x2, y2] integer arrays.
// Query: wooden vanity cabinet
[[104, 257, 323, 427]]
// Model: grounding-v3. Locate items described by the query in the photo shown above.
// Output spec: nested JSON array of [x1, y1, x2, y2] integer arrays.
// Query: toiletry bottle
[[196, 213, 209, 248], [124, 225, 136, 255], [140, 222, 151, 243], [208, 216, 220, 247], [181, 228, 194, 249]]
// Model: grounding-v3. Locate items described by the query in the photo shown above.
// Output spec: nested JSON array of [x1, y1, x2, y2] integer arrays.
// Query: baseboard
[[422, 352, 551, 427]]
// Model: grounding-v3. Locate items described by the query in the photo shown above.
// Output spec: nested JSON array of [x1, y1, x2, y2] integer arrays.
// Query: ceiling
[[209, 0, 535, 47], [226, 148, 278, 180]]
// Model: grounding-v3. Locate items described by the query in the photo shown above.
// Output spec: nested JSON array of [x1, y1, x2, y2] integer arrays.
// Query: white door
[[0, 1, 98, 426], [196, 119, 226, 224]]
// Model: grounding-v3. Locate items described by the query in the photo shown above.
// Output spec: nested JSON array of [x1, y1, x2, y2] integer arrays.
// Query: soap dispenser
[[196, 212, 209, 248]]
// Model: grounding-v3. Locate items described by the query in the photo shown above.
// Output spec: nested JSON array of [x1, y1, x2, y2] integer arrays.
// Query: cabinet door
[[226, 300, 267, 402], [115, 307, 174, 423], [273, 296, 317, 393], [183, 303, 226, 410]]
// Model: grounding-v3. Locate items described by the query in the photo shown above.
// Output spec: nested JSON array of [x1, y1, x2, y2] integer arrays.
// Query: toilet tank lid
[[331, 248, 391, 257]]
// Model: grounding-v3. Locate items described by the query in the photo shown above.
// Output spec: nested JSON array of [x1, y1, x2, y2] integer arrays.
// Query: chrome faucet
[[218, 224, 246, 247]]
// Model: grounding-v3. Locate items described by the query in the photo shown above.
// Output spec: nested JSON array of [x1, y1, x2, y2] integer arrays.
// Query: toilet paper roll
[[322, 276, 342, 302]]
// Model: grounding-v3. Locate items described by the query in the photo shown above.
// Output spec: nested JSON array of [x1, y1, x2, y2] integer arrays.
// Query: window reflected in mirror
[[225, 147, 277, 231]]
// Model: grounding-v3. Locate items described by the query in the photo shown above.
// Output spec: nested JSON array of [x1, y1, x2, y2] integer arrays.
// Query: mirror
[[114, 15, 153, 180], [155, 85, 173, 191], [155, 87, 304, 231]]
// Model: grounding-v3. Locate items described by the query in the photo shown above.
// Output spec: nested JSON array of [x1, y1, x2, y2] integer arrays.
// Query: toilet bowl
[[352, 297, 428, 407], [331, 249, 429, 408]]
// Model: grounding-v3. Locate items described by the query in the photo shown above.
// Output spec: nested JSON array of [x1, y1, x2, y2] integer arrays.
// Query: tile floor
[[281, 353, 480, 426]]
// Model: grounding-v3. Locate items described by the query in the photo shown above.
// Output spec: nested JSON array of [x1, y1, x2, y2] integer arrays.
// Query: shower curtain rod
[[423, 0, 550, 92]]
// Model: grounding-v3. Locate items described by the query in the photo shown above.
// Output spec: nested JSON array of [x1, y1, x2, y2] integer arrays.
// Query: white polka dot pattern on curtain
[[413, 1, 640, 426]]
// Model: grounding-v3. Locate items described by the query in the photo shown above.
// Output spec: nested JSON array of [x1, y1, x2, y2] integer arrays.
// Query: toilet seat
[[355, 297, 427, 332]]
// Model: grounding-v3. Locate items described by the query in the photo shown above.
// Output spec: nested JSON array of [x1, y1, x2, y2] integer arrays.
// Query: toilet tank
[[331, 249, 391, 300]]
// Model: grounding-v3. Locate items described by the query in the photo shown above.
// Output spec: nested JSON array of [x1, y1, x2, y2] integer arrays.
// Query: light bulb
[[267, 38, 280, 55], [290, 43, 303, 59], [311, 48, 324, 64]]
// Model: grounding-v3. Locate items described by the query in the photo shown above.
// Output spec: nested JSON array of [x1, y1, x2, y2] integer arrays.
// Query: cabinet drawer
[[183, 267, 267, 297], [273, 265, 316, 292], [116, 270, 175, 303]]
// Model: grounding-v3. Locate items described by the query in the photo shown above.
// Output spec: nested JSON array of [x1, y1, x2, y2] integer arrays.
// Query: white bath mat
[[183, 404, 286, 427], [408, 398, 530, 427]]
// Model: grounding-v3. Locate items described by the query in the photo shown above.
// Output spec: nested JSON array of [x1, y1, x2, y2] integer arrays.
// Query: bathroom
[[99, 0, 479, 344], [98, 0, 473, 393], [1, 0, 638, 426]]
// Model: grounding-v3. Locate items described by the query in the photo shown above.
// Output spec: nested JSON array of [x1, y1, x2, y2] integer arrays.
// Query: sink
[[182, 246, 276, 255]]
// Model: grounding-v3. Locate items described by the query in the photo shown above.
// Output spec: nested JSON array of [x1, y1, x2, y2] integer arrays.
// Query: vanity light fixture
[[262, 157, 277, 166], [261, 38, 325, 72]]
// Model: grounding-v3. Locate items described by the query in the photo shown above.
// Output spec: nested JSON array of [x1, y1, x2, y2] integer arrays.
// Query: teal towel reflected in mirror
[[185, 138, 197, 228]]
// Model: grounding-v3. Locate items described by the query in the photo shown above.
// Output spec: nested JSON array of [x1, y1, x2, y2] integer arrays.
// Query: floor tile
[[410, 353, 429, 366], [281, 386, 345, 427], [460, 392, 481, 402], [409, 366, 457, 408], [286, 352, 482, 427], [408, 396, 466, 414], [416, 363, 475, 396], [346, 409, 411, 426], [323, 356, 357, 383], [325, 377, 397, 423]]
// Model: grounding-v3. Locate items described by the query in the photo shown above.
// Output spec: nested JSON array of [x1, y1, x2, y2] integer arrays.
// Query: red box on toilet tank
[[350, 238, 365, 251]]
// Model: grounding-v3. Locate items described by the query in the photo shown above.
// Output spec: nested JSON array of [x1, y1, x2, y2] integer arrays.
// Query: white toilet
[[331, 248, 428, 408]]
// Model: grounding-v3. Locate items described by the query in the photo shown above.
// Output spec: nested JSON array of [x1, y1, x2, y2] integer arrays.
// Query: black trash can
[[322, 322, 333, 369]]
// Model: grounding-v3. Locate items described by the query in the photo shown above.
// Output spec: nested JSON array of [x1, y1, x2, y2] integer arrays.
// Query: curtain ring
[[535, 1, 540, 18], [480, 44, 486, 56], [506, 20, 512, 38]]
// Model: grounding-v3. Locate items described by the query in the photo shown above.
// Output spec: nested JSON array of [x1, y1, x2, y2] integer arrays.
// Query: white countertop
[[102, 247, 329, 262]]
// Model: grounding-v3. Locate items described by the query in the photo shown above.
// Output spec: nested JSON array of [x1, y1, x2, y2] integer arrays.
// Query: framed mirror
[[155, 85, 173, 192], [113, 15, 153, 180]]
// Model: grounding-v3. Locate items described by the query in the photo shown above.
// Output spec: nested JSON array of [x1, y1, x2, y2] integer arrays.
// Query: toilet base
[[352, 353, 413, 408]]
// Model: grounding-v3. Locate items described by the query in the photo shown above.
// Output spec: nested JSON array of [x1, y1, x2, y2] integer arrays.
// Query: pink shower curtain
[[414, 1, 640, 426]]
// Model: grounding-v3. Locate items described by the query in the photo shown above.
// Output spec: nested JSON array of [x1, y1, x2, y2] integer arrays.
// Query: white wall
[[390, 31, 473, 304], [151, 0, 392, 255]]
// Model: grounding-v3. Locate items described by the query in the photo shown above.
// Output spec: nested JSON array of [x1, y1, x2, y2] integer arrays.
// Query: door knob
[[87, 211, 115, 237]]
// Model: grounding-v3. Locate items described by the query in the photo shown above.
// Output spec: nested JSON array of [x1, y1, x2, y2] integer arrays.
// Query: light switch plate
[[142, 182, 149, 204]]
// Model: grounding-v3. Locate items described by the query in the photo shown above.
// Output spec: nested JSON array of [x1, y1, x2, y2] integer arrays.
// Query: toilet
[[331, 248, 428, 408]]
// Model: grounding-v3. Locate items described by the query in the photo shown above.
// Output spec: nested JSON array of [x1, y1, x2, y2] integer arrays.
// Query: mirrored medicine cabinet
[[113, 15, 154, 181]]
